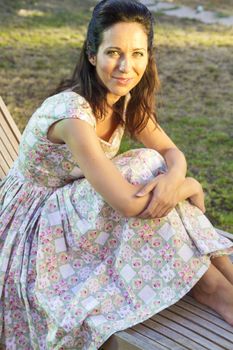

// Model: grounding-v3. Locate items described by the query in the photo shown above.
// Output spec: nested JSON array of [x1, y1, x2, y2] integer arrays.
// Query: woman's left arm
[[135, 119, 189, 218], [136, 118, 187, 180]]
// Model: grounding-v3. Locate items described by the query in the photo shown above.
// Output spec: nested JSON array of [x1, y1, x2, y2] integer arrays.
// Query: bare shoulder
[[47, 111, 95, 145]]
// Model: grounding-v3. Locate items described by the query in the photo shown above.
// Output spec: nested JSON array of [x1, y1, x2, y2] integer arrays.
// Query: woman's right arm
[[52, 118, 152, 217]]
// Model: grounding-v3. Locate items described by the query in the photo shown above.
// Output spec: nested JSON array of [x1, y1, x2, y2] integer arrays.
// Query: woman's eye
[[107, 50, 120, 57], [133, 52, 144, 57]]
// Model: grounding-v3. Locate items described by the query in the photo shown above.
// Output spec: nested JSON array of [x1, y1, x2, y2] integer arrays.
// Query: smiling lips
[[112, 77, 134, 85]]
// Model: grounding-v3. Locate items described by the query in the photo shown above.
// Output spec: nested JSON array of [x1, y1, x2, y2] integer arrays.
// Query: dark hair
[[53, 0, 160, 137]]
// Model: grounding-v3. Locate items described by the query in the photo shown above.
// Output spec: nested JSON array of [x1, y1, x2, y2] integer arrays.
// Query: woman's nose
[[118, 56, 131, 73]]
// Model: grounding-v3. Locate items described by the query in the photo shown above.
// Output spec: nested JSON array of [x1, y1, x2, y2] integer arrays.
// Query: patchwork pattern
[[0, 92, 233, 350]]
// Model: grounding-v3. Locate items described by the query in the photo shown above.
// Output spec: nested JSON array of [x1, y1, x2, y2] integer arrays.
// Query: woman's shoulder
[[42, 91, 91, 112], [36, 91, 96, 126]]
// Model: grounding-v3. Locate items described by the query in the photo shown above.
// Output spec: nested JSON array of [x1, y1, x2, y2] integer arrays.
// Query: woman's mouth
[[112, 77, 133, 85]]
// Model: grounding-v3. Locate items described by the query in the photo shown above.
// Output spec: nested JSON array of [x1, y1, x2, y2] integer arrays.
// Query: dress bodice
[[13, 92, 125, 187]]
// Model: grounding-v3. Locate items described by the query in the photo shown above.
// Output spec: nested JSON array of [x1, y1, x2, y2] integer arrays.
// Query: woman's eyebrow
[[105, 46, 146, 51]]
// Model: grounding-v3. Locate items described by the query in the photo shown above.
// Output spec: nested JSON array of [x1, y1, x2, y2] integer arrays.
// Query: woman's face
[[90, 22, 149, 106]]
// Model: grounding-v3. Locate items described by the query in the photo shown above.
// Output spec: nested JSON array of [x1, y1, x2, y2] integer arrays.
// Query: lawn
[[0, 0, 233, 232]]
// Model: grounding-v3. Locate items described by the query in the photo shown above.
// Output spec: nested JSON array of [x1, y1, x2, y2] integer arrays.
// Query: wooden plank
[[101, 330, 153, 350], [126, 328, 170, 350], [0, 124, 18, 161], [0, 96, 21, 141], [0, 113, 19, 154], [0, 164, 5, 179], [143, 318, 207, 350], [169, 303, 232, 337], [0, 151, 11, 176], [0, 96, 20, 180], [0, 109, 20, 153], [131, 323, 188, 350], [147, 318, 223, 350], [177, 299, 233, 332], [161, 307, 233, 349], [0, 138, 15, 169], [183, 295, 220, 317]]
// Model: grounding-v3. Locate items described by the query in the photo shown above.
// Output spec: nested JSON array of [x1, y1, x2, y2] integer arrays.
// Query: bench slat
[[0, 150, 12, 175], [158, 308, 233, 349], [140, 318, 207, 350], [130, 323, 188, 350], [126, 328, 170, 350], [0, 96, 21, 142], [0, 123, 18, 161], [0, 165, 5, 179], [0, 137, 15, 169], [177, 299, 233, 332], [183, 294, 225, 317], [101, 329, 155, 350], [0, 96, 21, 180], [0, 111, 20, 155]]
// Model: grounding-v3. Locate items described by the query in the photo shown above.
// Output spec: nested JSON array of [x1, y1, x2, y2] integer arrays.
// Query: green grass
[[0, 0, 233, 232]]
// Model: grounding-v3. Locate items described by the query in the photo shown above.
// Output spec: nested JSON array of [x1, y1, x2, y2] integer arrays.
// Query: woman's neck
[[106, 93, 121, 107]]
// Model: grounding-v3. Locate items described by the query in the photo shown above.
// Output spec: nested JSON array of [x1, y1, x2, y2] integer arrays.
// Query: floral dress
[[0, 91, 232, 350]]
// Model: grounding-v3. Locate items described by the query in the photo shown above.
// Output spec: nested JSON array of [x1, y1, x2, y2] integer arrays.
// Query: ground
[[0, 0, 233, 232], [173, 0, 233, 17]]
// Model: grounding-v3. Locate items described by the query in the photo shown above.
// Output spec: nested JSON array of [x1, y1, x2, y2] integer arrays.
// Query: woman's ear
[[89, 55, 96, 66]]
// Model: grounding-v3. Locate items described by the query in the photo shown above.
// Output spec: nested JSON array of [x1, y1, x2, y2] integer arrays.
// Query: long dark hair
[[53, 0, 160, 137]]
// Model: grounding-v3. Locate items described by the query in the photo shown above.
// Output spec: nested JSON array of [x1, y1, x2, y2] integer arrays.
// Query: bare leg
[[191, 263, 233, 326], [211, 255, 233, 285]]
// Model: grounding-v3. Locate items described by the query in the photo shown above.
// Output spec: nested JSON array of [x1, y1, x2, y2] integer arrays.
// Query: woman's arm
[[136, 118, 187, 184], [135, 118, 204, 217], [52, 118, 152, 217]]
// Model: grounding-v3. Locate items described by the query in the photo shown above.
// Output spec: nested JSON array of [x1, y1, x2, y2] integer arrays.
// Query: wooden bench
[[0, 96, 21, 178], [0, 96, 232, 350]]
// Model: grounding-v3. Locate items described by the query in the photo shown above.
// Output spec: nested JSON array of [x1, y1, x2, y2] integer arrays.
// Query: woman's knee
[[115, 148, 166, 172]]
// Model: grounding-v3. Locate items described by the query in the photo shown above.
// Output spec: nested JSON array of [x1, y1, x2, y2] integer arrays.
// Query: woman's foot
[[191, 264, 233, 326]]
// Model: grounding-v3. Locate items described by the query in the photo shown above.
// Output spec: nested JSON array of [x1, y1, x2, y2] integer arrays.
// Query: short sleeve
[[34, 91, 96, 140]]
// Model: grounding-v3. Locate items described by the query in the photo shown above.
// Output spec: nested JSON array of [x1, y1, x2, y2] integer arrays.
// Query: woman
[[0, 0, 233, 349]]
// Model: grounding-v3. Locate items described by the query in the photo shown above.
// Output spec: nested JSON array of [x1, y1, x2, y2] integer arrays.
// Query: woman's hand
[[136, 173, 181, 219], [136, 175, 206, 219]]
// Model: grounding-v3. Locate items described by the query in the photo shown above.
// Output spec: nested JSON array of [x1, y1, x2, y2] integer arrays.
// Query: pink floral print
[[0, 92, 233, 349]]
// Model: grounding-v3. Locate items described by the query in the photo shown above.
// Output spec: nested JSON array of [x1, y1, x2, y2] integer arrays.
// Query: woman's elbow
[[116, 198, 141, 218]]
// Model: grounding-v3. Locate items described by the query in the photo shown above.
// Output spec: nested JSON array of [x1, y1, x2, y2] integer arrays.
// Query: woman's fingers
[[156, 206, 173, 218], [136, 178, 159, 197], [139, 206, 173, 219], [139, 200, 174, 219]]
